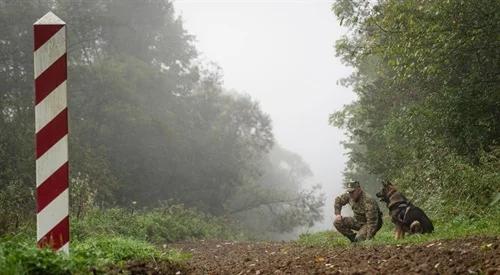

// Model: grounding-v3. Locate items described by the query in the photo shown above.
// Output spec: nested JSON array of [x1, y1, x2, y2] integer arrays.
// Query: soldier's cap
[[346, 181, 360, 192]]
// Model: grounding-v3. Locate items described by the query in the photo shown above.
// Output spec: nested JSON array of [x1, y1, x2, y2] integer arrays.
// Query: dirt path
[[173, 236, 499, 274]]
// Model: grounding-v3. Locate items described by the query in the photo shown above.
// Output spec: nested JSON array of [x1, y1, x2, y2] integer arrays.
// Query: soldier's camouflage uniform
[[334, 191, 383, 241]]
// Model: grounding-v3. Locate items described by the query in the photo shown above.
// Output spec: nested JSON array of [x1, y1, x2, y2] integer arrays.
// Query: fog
[[1, 0, 357, 240], [174, 0, 356, 230]]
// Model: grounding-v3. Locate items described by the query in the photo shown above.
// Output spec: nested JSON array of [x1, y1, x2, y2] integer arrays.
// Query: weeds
[[0, 235, 190, 274], [0, 203, 233, 274], [71, 203, 238, 243]]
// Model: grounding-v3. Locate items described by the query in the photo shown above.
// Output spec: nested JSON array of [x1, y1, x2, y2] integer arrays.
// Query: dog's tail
[[410, 220, 422, 234]]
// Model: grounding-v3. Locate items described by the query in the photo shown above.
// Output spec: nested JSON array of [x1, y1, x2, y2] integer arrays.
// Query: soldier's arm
[[364, 198, 379, 239], [334, 193, 350, 215]]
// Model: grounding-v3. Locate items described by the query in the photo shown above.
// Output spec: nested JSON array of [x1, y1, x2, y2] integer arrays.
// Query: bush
[[0, 237, 71, 275], [72, 202, 239, 243], [394, 147, 500, 218], [0, 181, 34, 235]]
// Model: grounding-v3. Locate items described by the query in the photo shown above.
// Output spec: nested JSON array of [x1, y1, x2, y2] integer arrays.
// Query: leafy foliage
[[71, 203, 238, 243], [331, 0, 500, 215]]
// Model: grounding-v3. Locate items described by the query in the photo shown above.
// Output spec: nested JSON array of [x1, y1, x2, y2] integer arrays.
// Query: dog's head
[[376, 180, 397, 203]]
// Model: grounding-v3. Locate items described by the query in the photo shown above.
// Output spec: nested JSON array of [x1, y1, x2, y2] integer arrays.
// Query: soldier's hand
[[335, 214, 342, 222]]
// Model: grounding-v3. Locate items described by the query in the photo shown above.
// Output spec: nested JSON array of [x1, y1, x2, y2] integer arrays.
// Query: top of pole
[[34, 11, 65, 25]]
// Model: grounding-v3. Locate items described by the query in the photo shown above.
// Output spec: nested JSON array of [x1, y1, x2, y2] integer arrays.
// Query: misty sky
[[174, 0, 356, 230]]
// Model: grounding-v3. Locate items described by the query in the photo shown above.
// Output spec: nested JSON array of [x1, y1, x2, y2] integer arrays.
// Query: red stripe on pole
[[37, 216, 69, 250], [34, 24, 63, 51], [36, 108, 68, 158], [35, 53, 67, 105], [36, 162, 68, 213]]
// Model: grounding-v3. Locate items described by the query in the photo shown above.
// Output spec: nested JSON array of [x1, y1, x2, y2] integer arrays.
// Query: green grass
[[0, 203, 237, 274], [72, 204, 238, 243], [0, 234, 190, 274], [298, 214, 500, 248]]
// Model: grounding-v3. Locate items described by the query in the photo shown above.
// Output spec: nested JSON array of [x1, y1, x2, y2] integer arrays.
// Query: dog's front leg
[[394, 226, 401, 240]]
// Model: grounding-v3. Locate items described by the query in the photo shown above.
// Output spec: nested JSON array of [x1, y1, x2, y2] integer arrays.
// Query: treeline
[[0, 0, 323, 236], [331, 0, 499, 216]]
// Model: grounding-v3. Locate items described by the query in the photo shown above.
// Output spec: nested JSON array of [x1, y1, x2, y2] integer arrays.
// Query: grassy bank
[[0, 203, 239, 274], [298, 213, 500, 248], [0, 234, 189, 274]]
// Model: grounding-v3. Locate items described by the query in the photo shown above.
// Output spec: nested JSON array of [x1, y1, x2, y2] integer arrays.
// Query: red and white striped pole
[[34, 12, 69, 253]]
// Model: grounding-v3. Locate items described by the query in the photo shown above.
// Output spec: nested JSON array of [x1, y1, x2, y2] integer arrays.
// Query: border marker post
[[34, 11, 69, 253]]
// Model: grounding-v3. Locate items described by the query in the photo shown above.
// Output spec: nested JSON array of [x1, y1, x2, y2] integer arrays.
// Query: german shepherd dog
[[376, 181, 434, 239]]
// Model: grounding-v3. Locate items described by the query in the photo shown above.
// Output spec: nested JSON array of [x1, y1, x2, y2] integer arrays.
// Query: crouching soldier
[[334, 181, 383, 242]]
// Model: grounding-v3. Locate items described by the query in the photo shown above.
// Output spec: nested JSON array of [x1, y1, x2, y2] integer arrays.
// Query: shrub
[[394, 147, 500, 218], [0, 181, 34, 235], [72, 202, 238, 243]]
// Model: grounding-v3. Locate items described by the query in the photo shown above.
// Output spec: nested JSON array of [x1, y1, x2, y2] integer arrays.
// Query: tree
[[225, 145, 324, 235], [331, 0, 500, 215]]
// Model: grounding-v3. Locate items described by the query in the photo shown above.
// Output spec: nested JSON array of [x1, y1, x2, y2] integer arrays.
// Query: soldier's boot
[[347, 234, 357, 243], [355, 225, 370, 242], [334, 218, 357, 243], [354, 233, 366, 242]]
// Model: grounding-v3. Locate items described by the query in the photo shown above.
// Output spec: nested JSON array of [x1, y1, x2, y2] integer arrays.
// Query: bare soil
[[176, 236, 499, 275], [110, 236, 499, 274]]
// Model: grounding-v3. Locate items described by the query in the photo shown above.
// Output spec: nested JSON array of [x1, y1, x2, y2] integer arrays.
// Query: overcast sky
[[174, 0, 356, 230]]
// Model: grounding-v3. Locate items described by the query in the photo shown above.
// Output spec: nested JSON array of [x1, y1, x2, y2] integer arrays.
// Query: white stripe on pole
[[59, 243, 69, 254], [35, 135, 68, 187], [35, 81, 67, 132], [37, 189, 69, 239], [34, 26, 66, 78]]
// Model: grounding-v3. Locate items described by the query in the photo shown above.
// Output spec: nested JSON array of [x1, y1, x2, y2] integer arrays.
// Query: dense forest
[[331, 0, 499, 216], [0, 0, 323, 237]]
